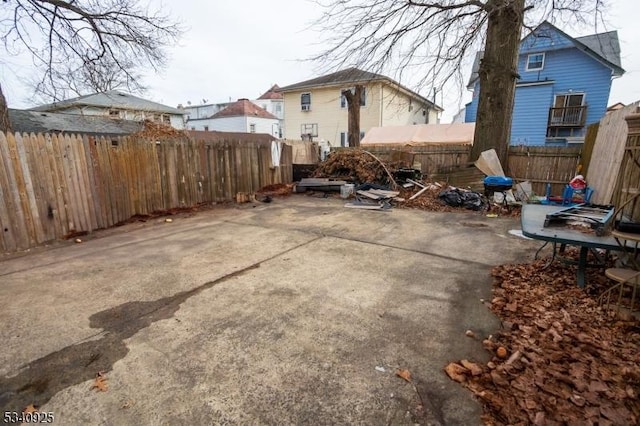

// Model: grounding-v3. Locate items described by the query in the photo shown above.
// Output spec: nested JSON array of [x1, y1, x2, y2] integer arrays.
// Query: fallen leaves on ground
[[445, 252, 640, 425], [91, 372, 109, 392], [396, 369, 413, 383], [257, 183, 293, 197]]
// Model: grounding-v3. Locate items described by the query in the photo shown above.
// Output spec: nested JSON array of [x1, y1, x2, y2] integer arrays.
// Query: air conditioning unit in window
[[301, 104, 310, 111]]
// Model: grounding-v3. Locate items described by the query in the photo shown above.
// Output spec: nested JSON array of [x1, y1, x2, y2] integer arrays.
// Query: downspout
[[379, 83, 383, 126]]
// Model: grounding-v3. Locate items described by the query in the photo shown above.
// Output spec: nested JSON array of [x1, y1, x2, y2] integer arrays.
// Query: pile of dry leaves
[[398, 186, 461, 213], [257, 183, 293, 197], [314, 149, 396, 185], [445, 255, 640, 425], [132, 120, 190, 139], [397, 185, 521, 217]]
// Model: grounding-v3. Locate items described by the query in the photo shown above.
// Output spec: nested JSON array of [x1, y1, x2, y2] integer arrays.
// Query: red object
[[569, 175, 586, 190]]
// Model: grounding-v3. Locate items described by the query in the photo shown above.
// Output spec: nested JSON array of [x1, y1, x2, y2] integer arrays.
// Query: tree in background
[[341, 85, 364, 147], [311, 0, 606, 168], [0, 0, 182, 132]]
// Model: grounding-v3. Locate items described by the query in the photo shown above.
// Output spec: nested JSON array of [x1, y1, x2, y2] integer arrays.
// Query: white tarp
[[361, 123, 475, 146]]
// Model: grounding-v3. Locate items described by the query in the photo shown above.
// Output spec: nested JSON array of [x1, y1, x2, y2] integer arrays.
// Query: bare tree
[[311, 0, 606, 168], [30, 57, 148, 102], [0, 0, 182, 132]]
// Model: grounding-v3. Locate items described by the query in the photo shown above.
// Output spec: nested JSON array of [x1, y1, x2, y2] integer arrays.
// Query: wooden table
[[521, 204, 621, 287]]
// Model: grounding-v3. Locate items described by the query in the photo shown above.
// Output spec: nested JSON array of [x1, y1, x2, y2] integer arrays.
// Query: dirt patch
[[257, 183, 294, 198], [445, 252, 640, 425]]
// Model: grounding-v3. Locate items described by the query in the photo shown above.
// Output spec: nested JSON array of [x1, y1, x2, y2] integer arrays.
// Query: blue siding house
[[465, 21, 624, 146]]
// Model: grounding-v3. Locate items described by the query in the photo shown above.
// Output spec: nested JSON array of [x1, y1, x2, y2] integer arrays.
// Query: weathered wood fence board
[[508, 146, 583, 196], [587, 102, 640, 204], [1, 133, 292, 253], [611, 113, 640, 222], [361, 144, 471, 175]]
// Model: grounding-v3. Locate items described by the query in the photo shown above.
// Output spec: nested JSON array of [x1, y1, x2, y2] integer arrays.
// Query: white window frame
[[301, 123, 318, 137], [340, 132, 347, 147], [249, 123, 256, 133], [301, 93, 311, 111], [526, 53, 545, 71]]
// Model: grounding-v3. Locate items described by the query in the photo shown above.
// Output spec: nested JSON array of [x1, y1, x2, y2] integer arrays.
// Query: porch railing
[[548, 105, 587, 127]]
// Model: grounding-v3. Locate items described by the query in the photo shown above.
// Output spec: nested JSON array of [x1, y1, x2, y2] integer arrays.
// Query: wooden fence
[[361, 144, 471, 175], [286, 140, 320, 164], [611, 112, 640, 221], [507, 145, 582, 195], [362, 143, 582, 195], [0, 132, 292, 253], [587, 102, 640, 204]]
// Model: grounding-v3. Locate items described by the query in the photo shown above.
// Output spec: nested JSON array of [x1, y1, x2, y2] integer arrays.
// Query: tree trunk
[[342, 85, 363, 147], [0, 84, 11, 133], [470, 0, 524, 172]]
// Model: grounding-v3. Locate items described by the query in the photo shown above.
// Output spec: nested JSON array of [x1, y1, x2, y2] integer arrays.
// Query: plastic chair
[[543, 183, 593, 205]]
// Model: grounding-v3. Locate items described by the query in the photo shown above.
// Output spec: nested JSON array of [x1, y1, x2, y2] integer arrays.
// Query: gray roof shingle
[[30, 90, 186, 115], [575, 31, 623, 74], [279, 67, 443, 111], [8, 109, 143, 136]]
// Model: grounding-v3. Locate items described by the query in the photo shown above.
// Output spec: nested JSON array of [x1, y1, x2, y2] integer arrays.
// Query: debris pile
[[310, 149, 522, 215], [132, 120, 190, 139], [445, 255, 640, 425], [313, 149, 396, 185]]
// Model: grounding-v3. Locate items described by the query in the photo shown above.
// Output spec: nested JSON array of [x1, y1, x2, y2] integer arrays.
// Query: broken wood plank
[[298, 178, 348, 187], [368, 189, 400, 197], [407, 179, 426, 188], [409, 187, 430, 201], [356, 190, 383, 200]]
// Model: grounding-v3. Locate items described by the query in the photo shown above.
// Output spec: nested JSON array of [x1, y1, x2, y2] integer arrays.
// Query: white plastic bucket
[[340, 184, 355, 199]]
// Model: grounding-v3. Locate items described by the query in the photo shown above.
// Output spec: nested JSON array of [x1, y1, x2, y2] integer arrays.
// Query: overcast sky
[[2, 0, 639, 122]]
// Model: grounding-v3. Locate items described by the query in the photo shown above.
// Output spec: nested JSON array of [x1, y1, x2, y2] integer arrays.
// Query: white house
[[252, 85, 284, 137], [30, 90, 187, 129], [186, 99, 280, 137], [181, 102, 231, 121]]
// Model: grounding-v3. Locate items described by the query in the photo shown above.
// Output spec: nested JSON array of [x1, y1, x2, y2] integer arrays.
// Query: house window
[[162, 115, 170, 124], [109, 109, 120, 119], [301, 93, 311, 111], [300, 123, 318, 137], [249, 124, 256, 133], [204, 125, 209, 131], [340, 88, 367, 108], [549, 93, 586, 127], [526, 53, 545, 71], [360, 131, 365, 140], [275, 104, 282, 114], [340, 132, 347, 147]]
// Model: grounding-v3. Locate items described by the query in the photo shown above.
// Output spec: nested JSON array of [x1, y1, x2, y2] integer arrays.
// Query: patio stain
[[0, 237, 322, 413]]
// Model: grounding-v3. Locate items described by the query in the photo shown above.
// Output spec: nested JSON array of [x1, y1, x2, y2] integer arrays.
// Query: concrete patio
[[0, 195, 538, 425]]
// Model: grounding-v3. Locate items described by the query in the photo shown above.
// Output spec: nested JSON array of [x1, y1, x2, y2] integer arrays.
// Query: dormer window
[[526, 53, 545, 71]]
